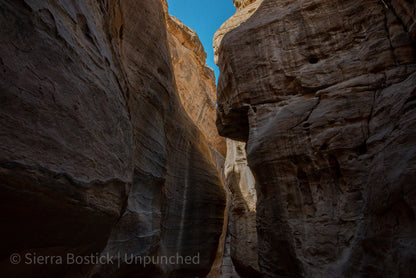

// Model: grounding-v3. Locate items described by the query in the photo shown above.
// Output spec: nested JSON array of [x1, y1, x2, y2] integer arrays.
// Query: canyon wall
[[216, 0, 416, 277], [165, 11, 229, 278], [0, 0, 226, 277], [167, 14, 226, 157]]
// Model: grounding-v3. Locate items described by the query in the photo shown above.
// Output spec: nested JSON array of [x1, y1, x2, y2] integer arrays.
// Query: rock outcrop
[[216, 0, 416, 277], [0, 0, 226, 277]]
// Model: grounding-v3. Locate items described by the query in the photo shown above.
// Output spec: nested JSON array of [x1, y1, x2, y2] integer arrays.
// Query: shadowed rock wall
[[165, 9, 230, 277], [0, 0, 226, 277], [216, 0, 416, 277]]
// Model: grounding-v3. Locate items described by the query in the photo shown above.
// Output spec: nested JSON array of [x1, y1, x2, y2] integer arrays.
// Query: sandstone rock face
[[386, 0, 416, 40], [167, 15, 226, 156], [216, 0, 416, 277], [213, 0, 263, 66], [165, 11, 230, 278], [233, 0, 259, 10], [0, 0, 226, 277], [224, 139, 260, 277]]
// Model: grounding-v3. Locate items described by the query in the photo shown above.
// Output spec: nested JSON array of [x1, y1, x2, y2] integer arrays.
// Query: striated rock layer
[[216, 0, 416, 277], [167, 14, 226, 157], [0, 0, 226, 277], [233, 0, 258, 9]]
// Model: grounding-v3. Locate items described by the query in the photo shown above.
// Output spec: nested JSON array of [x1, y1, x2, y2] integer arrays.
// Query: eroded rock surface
[[233, 0, 258, 9], [165, 11, 230, 277], [224, 139, 260, 278], [216, 0, 416, 277], [167, 15, 226, 156], [0, 0, 226, 277], [214, 0, 263, 66]]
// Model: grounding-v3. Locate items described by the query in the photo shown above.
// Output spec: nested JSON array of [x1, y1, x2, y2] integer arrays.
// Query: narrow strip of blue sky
[[166, 0, 236, 81]]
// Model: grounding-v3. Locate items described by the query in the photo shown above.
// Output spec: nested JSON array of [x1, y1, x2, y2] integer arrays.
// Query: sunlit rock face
[[216, 0, 416, 277], [233, 0, 259, 10], [0, 0, 226, 277], [165, 10, 230, 277], [167, 14, 226, 157]]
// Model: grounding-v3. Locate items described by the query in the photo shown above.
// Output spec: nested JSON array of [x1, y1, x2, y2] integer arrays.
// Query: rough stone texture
[[216, 0, 416, 277], [224, 139, 260, 278], [213, 3, 264, 277], [213, 0, 263, 66], [233, 0, 259, 10], [220, 231, 240, 278], [386, 0, 416, 40], [0, 0, 226, 277], [167, 15, 226, 156]]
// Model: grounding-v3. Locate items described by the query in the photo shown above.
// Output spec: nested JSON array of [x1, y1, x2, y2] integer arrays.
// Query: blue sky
[[167, 0, 236, 81]]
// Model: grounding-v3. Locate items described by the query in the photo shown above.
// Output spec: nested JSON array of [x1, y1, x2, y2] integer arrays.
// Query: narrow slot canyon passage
[[1, 0, 415, 278]]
